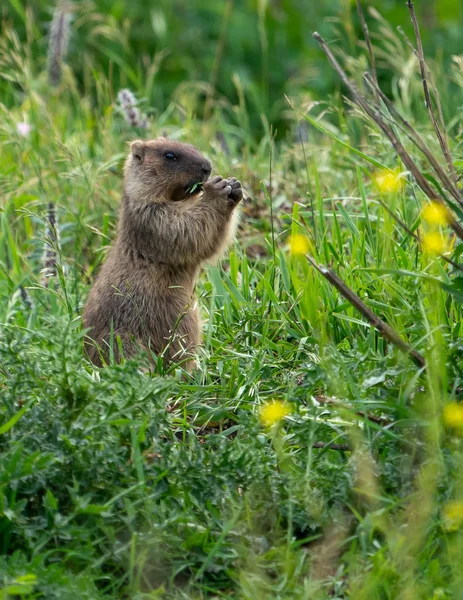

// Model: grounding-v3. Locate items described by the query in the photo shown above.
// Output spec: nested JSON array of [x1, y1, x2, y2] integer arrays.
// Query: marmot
[[83, 138, 242, 368]]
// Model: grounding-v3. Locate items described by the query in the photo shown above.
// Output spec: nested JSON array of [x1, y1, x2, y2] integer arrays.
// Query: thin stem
[[406, 0, 459, 188], [312, 442, 350, 451], [355, 0, 380, 112], [204, 0, 234, 119]]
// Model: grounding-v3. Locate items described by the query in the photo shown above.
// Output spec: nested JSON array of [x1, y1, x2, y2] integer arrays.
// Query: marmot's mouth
[[171, 176, 209, 202], [170, 180, 204, 202]]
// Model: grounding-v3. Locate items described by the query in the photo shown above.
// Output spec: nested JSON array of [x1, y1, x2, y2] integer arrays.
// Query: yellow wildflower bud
[[422, 232, 447, 255], [259, 400, 291, 427], [421, 202, 449, 226], [443, 501, 463, 531], [443, 402, 463, 430], [289, 234, 311, 256], [374, 168, 404, 194]]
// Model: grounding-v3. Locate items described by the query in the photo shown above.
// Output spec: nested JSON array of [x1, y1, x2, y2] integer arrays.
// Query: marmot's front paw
[[226, 177, 243, 206], [203, 175, 232, 200]]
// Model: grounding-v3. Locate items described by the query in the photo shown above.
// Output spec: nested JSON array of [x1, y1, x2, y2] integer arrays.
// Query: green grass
[[1, 4, 463, 599]]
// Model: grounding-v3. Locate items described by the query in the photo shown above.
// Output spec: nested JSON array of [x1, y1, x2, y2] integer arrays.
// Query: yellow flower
[[422, 232, 447, 255], [289, 234, 310, 256], [443, 402, 463, 430], [259, 400, 291, 427], [421, 202, 449, 226], [443, 501, 463, 531], [374, 168, 404, 194]]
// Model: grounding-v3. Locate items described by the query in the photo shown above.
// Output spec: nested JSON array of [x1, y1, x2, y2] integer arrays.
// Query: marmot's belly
[[84, 258, 200, 363], [107, 283, 199, 352]]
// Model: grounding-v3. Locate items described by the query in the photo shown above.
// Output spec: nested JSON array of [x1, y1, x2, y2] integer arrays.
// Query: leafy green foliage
[[2, 0, 463, 138], [1, 2, 463, 599]]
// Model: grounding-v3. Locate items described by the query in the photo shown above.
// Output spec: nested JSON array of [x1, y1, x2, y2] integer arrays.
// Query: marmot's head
[[124, 139, 212, 203]]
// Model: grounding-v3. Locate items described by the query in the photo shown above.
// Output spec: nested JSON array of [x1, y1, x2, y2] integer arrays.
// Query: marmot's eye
[[164, 152, 177, 161]]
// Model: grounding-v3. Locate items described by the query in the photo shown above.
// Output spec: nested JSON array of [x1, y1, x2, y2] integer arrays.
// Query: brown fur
[[83, 138, 242, 368]]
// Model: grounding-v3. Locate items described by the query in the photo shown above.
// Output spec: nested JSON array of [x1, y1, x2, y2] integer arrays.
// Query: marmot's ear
[[130, 141, 145, 163]]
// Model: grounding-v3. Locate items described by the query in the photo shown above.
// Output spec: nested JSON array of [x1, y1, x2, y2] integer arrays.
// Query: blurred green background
[[2, 2, 463, 598], [2, 0, 462, 137]]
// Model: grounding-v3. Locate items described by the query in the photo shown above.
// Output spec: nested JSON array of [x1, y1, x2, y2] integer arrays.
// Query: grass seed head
[[47, 4, 72, 86], [117, 89, 149, 129], [19, 286, 34, 311], [41, 202, 60, 286]]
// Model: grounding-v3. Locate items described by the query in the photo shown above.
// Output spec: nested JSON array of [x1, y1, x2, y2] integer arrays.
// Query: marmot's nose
[[202, 161, 212, 178]]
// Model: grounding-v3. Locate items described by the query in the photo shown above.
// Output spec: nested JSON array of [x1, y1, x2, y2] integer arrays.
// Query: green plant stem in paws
[[186, 182, 204, 195]]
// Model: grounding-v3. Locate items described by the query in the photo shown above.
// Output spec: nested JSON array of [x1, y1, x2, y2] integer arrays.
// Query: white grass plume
[[47, 3, 72, 86], [41, 202, 60, 287], [117, 89, 149, 129]]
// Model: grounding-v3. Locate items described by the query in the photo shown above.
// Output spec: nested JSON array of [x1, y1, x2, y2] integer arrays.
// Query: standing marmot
[[83, 138, 242, 367]]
